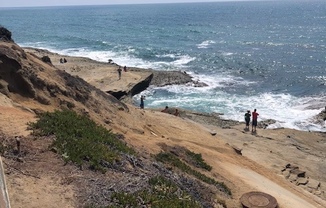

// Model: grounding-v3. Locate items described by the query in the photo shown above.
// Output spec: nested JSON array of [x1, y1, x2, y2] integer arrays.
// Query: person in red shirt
[[252, 109, 259, 132]]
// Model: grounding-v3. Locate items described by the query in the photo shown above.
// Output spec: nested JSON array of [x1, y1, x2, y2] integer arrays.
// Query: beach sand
[[1, 45, 326, 207]]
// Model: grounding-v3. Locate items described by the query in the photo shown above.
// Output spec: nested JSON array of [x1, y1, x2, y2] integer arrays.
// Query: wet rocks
[[314, 107, 326, 125]]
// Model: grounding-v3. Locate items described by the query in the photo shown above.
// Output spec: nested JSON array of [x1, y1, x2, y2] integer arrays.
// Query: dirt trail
[[0, 106, 36, 137], [221, 162, 325, 208]]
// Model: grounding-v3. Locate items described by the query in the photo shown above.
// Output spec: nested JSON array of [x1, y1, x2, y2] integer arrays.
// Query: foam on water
[[136, 85, 326, 132], [197, 40, 216, 49], [28, 43, 197, 71]]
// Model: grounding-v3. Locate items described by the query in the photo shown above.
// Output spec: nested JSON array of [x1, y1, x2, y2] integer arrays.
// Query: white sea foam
[[155, 54, 176, 58], [139, 86, 326, 132], [307, 76, 326, 86], [265, 42, 285, 46], [188, 72, 254, 89], [216, 93, 325, 132], [35, 45, 196, 71], [220, 52, 234, 56], [197, 40, 216, 49], [172, 55, 196, 67]]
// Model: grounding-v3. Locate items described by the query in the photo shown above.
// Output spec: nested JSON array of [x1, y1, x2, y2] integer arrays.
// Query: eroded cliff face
[[0, 44, 29, 96], [0, 41, 128, 120]]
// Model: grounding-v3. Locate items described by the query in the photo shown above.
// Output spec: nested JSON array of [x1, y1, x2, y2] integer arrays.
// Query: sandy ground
[[23, 47, 152, 95], [1, 47, 326, 208]]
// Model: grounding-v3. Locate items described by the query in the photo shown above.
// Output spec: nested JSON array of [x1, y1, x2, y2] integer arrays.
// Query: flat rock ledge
[[282, 163, 324, 199]]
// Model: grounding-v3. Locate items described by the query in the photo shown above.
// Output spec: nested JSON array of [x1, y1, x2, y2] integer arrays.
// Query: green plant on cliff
[[155, 152, 231, 196], [0, 25, 13, 42], [108, 175, 201, 208], [28, 110, 134, 172], [185, 150, 212, 171]]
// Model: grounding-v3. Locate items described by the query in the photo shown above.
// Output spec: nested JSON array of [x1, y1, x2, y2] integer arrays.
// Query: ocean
[[1, 1, 325, 132]]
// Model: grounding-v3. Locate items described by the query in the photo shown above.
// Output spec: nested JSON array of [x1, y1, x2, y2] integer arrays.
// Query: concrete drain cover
[[240, 191, 278, 208]]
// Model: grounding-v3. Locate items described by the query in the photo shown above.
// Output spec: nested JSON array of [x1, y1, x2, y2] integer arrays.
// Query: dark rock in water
[[191, 81, 208, 87], [317, 108, 326, 121], [312, 108, 326, 126], [151, 70, 193, 87], [258, 119, 276, 129]]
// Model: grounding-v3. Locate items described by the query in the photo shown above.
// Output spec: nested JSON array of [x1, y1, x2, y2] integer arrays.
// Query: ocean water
[[1, 1, 325, 131]]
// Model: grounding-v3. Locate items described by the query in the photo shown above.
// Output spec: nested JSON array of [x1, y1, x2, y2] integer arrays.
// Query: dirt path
[[221, 162, 324, 208]]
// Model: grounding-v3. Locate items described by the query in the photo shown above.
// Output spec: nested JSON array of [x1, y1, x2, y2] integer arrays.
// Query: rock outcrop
[[282, 164, 324, 198], [0, 26, 14, 42], [0, 41, 128, 118]]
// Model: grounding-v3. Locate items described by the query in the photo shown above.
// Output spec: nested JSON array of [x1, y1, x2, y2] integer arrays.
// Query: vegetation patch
[[107, 175, 201, 208], [185, 150, 212, 171], [158, 144, 212, 172], [155, 152, 231, 196], [28, 110, 134, 172]]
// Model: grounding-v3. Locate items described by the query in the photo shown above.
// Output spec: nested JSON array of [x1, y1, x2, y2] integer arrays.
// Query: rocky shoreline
[[23, 47, 207, 98], [22, 47, 326, 131]]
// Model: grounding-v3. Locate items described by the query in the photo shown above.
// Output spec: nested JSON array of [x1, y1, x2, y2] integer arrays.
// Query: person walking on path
[[252, 109, 259, 132], [244, 110, 251, 131], [117, 66, 122, 80], [140, 95, 145, 109]]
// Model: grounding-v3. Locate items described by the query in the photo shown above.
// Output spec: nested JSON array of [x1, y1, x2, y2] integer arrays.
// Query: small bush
[[185, 150, 212, 171], [28, 110, 134, 171], [109, 176, 201, 208], [156, 152, 231, 196], [0, 25, 13, 42]]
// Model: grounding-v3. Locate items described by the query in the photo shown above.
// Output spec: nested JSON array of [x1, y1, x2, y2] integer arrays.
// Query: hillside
[[1, 40, 326, 208]]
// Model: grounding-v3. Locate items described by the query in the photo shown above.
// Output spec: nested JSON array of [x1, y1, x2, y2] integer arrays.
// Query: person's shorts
[[245, 119, 250, 125], [252, 120, 257, 126]]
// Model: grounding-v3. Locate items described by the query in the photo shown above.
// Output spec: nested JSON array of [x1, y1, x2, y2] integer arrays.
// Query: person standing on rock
[[174, 109, 180, 117], [117, 66, 122, 80], [140, 95, 145, 109], [252, 109, 259, 132], [161, 106, 169, 113], [244, 110, 251, 131]]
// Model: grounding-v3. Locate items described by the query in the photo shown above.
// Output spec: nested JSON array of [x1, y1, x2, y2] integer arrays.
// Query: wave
[[139, 85, 326, 132], [21, 42, 197, 72], [197, 40, 216, 49]]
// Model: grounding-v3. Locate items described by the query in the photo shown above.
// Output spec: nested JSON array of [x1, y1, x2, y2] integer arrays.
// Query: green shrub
[[155, 152, 231, 196], [185, 150, 212, 171], [109, 176, 201, 208], [28, 110, 134, 171]]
